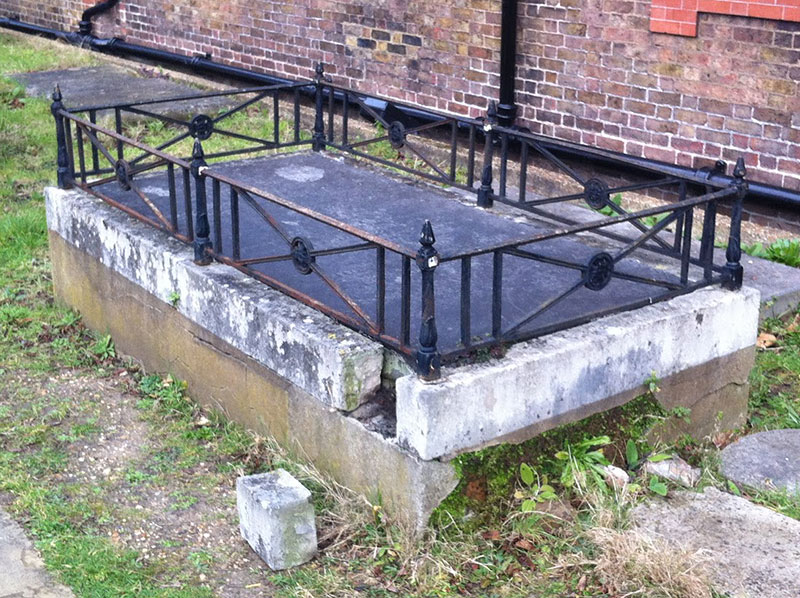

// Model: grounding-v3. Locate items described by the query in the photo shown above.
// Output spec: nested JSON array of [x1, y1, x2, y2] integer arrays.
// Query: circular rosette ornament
[[584, 252, 614, 291], [290, 237, 315, 275]]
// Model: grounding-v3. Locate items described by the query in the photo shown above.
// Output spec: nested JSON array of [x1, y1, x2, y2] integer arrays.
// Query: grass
[[1, 29, 799, 598]]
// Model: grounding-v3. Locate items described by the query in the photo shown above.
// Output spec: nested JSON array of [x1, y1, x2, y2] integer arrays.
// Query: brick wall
[[2, 0, 798, 198]]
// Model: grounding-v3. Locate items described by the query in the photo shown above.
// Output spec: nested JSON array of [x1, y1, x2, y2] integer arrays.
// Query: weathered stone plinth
[[46, 183, 759, 530]]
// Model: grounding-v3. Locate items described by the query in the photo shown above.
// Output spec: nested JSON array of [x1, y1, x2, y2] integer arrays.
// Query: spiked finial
[[315, 62, 325, 81], [420, 220, 435, 247], [192, 139, 204, 161], [733, 156, 746, 180], [52, 84, 62, 103], [486, 100, 498, 125]]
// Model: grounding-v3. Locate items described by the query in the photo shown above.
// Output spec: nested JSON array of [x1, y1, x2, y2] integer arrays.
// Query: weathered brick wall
[[3, 0, 798, 201]]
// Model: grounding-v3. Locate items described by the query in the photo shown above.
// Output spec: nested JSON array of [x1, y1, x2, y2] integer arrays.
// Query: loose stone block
[[237, 470, 317, 570], [721, 429, 800, 493]]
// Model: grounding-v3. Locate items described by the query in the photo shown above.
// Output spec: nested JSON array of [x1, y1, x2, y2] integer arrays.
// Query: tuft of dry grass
[[585, 527, 713, 598]]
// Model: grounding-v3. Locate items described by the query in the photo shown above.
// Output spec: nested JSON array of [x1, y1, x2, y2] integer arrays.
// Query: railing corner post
[[477, 101, 497, 208], [312, 63, 326, 152], [191, 139, 212, 265], [416, 220, 441, 381], [51, 85, 73, 189], [723, 156, 747, 290]]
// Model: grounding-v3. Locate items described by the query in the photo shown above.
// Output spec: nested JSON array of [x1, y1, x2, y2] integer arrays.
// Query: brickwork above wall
[[2, 0, 798, 198]]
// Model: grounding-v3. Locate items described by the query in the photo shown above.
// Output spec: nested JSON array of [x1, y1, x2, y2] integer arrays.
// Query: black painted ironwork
[[416, 220, 441, 380], [51, 64, 749, 377]]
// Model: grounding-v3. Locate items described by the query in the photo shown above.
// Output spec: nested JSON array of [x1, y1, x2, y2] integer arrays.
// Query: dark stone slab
[[91, 151, 687, 354], [13, 64, 234, 117], [721, 429, 800, 493]]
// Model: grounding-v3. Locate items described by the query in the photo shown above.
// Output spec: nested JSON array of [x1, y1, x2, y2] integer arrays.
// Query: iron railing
[[51, 64, 747, 381]]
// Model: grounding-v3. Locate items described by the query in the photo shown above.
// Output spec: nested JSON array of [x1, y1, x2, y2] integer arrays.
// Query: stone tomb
[[45, 152, 760, 531]]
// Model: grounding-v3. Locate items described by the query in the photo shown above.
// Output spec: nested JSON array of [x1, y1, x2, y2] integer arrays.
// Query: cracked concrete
[[0, 509, 74, 598]]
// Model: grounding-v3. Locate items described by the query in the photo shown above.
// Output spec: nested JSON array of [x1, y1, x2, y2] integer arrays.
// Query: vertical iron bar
[[76, 125, 86, 183], [376, 247, 385, 333], [183, 166, 193, 240], [680, 207, 693, 285], [327, 85, 335, 143], [499, 132, 508, 199], [293, 88, 300, 143], [114, 107, 123, 161], [212, 178, 222, 253], [460, 256, 472, 347], [167, 163, 178, 230], [416, 221, 441, 380], [51, 85, 72, 189], [700, 198, 717, 281], [272, 93, 280, 145], [89, 109, 99, 172], [342, 93, 349, 145], [64, 119, 75, 181], [673, 181, 686, 252], [519, 140, 528, 203], [312, 64, 325, 151], [467, 124, 476, 188], [191, 140, 212, 265], [401, 255, 411, 347], [449, 120, 458, 182], [492, 250, 503, 338], [231, 187, 241, 261], [723, 157, 747, 290]]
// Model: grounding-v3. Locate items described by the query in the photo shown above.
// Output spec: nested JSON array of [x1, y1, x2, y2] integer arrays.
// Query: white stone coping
[[45, 186, 384, 410], [396, 284, 760, 460]]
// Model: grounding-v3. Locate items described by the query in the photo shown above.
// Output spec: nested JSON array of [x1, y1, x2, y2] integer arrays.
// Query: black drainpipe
[[496, 0, 518, 127], [78, 0, 119, 36]]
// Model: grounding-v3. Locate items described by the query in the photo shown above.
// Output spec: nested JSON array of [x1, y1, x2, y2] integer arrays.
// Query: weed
[[168, 290, 180, 308], [554, 435, 611, 493], [743, 238, 800, 268], [91, 334, 116, 360]]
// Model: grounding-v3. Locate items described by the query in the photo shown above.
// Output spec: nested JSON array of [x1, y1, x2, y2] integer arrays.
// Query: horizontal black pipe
[[2, 16, 799, 211]]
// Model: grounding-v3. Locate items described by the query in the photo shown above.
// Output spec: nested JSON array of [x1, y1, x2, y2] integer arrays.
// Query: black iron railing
[[51, 64, 747, 381]]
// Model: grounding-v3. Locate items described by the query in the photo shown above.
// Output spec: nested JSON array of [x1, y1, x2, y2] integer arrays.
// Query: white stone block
[[237, 469, 317, 570]]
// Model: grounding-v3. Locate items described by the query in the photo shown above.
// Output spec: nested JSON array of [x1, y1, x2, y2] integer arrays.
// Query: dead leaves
[[757, 332, 778, 349]]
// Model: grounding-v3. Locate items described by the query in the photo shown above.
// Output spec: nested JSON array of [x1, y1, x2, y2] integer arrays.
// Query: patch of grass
[[0, 32, 98, 74]]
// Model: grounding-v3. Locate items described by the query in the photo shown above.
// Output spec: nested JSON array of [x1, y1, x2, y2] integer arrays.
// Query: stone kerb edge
[[396, 285, 761, 460], [45, 186, 383, 410]]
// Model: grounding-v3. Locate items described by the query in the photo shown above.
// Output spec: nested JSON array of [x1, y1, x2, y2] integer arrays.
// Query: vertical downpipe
[[51, 85, 72, 189], [416, 220, 441, 381], [191, 139, 212, 265], [497, 0, 518, 127]]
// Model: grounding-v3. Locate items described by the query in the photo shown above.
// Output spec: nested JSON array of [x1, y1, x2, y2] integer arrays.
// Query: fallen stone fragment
[[600, 464, 630, 489], [720, 429, 800, 493], [237, 469, 317, 570], [633, 486, 800, 598], [643, 455, 700, 487]]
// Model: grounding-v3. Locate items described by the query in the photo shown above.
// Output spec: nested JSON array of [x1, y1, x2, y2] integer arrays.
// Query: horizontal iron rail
[[438, 186, 738, 262]]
